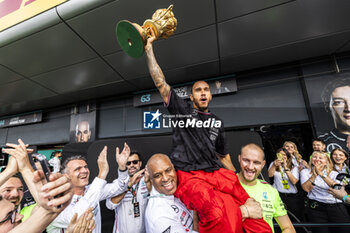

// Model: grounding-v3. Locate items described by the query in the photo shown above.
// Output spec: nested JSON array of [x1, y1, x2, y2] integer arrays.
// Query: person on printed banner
[[319, 75, 350, 153]]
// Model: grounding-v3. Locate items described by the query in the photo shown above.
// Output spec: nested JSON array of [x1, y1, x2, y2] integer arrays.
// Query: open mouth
[[244, 170, 256, 178], [162, 181, 174, 191], [79, 174, 88, 181], [10, 199, 18, 204], [200, 97, 207, 104]]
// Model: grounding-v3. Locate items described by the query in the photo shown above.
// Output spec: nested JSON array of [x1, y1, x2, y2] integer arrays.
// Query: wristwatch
[[321, 174, 327, 179]]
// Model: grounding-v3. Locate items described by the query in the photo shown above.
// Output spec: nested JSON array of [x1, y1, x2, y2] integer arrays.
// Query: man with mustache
[[0, 175, 23, 212]]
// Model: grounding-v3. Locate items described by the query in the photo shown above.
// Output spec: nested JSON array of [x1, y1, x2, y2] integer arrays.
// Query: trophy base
[[116, 20, 145, 58]]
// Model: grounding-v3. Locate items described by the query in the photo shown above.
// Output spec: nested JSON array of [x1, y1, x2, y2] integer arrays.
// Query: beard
[[192, 98, 208, 112]]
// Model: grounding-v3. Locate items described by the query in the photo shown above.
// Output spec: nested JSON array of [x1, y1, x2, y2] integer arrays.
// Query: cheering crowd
[[0, 28, 349, 233]]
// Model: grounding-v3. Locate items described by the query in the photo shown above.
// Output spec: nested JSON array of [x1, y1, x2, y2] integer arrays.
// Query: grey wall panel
[[0, 79, 56, 104], [220, 31, 350, 74], [6, 115, 70, 145], [338, 53, 350, 71], [237, 66, 298, 87], [301, 57, 334, 77], [0, 65, 23, 85], [209, 79, 308, 127], [125, 106, 142, 132], [0, 128, 8, 147], [0, 23, 98, 77], [30, 58, 123, 94], [56, 0, 113, 20], [218, 1, 350, 58], [105, 25, 219, 80], [64, 0, 215, 55], [97, 105, 124, 138], [216, 0, 293, 22], [63, 81, 137, 103], [127, 60, 220, 89]]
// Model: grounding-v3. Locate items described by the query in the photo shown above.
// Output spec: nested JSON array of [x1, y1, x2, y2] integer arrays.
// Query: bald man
[[237, 144, 295, 233], [144, 30, 270, 233], [145, 154, 265, 233]]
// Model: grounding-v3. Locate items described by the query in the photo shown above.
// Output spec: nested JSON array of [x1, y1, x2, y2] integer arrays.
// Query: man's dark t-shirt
[[166, 88, 228, 172]]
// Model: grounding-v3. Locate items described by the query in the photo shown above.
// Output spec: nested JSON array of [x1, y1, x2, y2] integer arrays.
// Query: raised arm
[[268, 160, 281, 177], [0, 156, 18, 187], [4, 139, 38, 202], [10, 171, 73, 233], [144, 28, 171, 104]]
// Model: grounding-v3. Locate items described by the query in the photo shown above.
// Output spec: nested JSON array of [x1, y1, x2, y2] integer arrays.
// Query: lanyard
[[280, 168, 290, 189], [130, 182, 139, 203], [279, 169, 286, 181]]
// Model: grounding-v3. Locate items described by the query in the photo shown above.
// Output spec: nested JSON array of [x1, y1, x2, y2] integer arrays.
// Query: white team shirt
[[106, 177, 149, 233], [145, 188, 196, 233], [48, 157, 61, 173], [268, 162, 299, 194], [300, 169, 340, 204], [47, 170, 129, 233], [334, 164, 349, 174]]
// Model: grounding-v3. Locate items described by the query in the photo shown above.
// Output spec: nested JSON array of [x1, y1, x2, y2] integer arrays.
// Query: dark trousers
[[279, 192, 304, 222], [307, 199, 350, 233]]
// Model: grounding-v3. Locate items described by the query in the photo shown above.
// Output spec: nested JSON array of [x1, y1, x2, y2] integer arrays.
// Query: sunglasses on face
[[0, 210, 16, 225], [126, 160, 140, 166]]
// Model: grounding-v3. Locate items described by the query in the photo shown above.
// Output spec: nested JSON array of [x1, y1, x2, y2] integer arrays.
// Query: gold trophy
[[116, 5, 177, 58]]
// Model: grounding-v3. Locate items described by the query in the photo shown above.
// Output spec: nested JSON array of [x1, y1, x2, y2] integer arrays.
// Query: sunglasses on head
[[126, 160, 139, 166], [0, 210, 16, 225]]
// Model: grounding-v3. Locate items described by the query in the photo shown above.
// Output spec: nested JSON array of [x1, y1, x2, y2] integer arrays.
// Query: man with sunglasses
[[106, 150, 150, 233]]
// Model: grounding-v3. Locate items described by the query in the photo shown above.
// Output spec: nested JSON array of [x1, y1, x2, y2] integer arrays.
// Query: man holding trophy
[[116, 5, 271, 233]]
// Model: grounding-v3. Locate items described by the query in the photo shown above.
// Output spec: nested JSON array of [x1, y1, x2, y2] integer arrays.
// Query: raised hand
[[273, 159, 282, 167], [4, 139, 33, 173], [4, 156, 18, 176], [66, 208, 96, 233], [97, 146, 109, 180], [144, 167, 152, 192], [36, 171, 73, 213], [145, 27, 157, 51], [116, 143, 130, 171], [314, 163, 324, 176], [128, 169, 145, 188]]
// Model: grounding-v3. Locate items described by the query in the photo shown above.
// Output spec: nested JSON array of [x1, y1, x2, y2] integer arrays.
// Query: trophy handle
[[143, 4, 176, 40]]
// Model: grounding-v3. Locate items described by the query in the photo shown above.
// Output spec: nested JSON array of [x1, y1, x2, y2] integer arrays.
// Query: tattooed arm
[[144, 28, 171, 104]]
